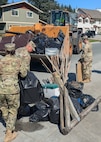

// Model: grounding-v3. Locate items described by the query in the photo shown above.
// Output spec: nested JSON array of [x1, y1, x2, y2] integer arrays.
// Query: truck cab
[[50, 10, 78, 30], [49, 10, 82, 54]]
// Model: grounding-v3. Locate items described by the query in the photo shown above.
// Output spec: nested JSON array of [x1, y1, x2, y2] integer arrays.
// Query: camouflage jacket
[[0, 54, 27, 94], [81, 42, 93, 62], [15, 47, 31, 70]]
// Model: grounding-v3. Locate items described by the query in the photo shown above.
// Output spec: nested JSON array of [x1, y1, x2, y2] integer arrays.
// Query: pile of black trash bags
[[65, 81, 98, 114], [18, 71, 98, 125], [29, 97, 60, 124], [32, 30, 65, 54], [18, 71, 60, 124]]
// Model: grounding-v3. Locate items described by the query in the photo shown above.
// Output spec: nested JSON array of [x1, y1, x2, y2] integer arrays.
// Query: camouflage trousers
[[0, 93, 20, 131], [82, 61, 92, 80]]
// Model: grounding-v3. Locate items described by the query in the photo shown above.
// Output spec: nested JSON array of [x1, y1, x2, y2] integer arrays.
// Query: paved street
[[0, 42, 101, 142], [90, 34, 101, 41]]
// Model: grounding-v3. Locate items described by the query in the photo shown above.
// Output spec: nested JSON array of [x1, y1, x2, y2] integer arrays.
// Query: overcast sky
[[8, 0, 101, 10]]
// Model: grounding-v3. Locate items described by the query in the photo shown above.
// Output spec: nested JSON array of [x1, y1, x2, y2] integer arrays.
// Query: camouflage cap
[[29, 41, 36, 51], [82, 35, 88, 40], [5, 43, 15, 51]]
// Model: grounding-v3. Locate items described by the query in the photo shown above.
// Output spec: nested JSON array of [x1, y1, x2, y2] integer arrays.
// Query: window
[[26, 11, 33, 18], [0, 10, 2, 18], [99, 20, 101, 24], [12, 9, 19, 16], [85, 19, 88, 23], [78, 18, 82, 22]]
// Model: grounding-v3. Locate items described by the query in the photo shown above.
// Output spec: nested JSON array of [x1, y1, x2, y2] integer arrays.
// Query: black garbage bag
[[68, 89, 82, 98], [56, 30, 65, 43], [66, 81, 84, 91], [19, 71, 44, 104], [29, 101, 50, 122], [48, 97, 60, 124], [66, 81, 84, 98], [46, 30, 65, 50], [71, 97, 82, 114], [35, 101, 50, 110], [29, 97, 60, 124], [32, 31, 65, 54], [29, 109, 49, 122], [20, 71, 40, 89], [80, 94, 99, 111], [46, 38, 62, 50], [17, 104, 31, 119], [32, 33, 47, 54]]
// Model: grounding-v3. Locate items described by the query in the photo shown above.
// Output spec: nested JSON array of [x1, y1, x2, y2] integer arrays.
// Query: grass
[[89, 39, 101, 42]]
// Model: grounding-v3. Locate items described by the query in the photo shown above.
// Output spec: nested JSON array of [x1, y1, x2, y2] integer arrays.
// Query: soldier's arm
[[81, 45, 88, 58], [19, 60, 27, 78], [0, 60, 2, 74]]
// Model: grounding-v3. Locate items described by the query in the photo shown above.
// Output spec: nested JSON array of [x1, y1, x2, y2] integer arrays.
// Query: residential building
[[77, 8, 101, 34], [0, 1, 43, 34]]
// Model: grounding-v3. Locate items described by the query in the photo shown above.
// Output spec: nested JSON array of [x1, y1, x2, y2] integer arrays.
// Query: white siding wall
[[77, 9, 101, 34], [77, 17, 92, 33]]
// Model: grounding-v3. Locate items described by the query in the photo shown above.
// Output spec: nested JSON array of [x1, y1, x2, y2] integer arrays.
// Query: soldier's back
[[0, 55, 23, 94], [1, 54, 22, 77]]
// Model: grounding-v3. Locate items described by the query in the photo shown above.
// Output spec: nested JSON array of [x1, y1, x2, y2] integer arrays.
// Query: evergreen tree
[[27, 0, 75, 22], [0, 0, 8, 5]]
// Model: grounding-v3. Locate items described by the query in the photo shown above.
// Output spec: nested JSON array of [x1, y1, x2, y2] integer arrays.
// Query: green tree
[[0, 0, 8, 5], [28, 0, 60, 22], [28, 0, 75, 22]]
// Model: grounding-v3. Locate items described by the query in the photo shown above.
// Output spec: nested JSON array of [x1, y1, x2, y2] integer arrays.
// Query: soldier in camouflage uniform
[[80, 35, 93, 83], [15, 41, 36, 70], [0, 43, 27, 142]]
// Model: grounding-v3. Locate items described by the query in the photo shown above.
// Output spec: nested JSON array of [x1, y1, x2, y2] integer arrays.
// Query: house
[[0, 1, 43, 34], [77, 8, 101, 34]]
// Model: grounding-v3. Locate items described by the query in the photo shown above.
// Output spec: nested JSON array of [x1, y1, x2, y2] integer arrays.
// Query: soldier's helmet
[[5, 43, 15, 51]]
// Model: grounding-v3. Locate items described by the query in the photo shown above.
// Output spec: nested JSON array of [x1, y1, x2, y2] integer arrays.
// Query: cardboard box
[[76, 61, 83, 82]]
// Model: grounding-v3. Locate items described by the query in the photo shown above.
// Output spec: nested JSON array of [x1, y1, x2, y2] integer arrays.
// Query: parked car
[[81, 30, 95, 38]]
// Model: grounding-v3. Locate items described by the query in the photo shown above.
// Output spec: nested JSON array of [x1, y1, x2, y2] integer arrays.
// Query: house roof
[[78, 8, 101, 19], [39, 19, 47, 25], [0, 1, 43, 13]]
